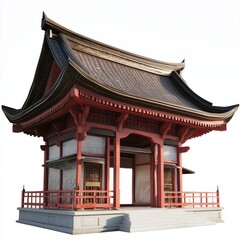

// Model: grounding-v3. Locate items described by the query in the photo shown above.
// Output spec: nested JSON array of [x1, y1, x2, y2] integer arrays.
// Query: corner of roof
[[41, 11, 48, 30]]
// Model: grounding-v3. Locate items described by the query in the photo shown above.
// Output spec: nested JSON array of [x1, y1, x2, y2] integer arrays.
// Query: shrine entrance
[[120, 134, 152, 206]]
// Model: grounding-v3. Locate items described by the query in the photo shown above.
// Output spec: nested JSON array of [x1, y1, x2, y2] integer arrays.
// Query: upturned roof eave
[[53, 33, 239, 121], [3, 58, 237, 125], [68, 59, 239, 123]]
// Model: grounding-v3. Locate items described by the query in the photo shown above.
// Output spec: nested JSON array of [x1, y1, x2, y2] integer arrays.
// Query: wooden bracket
[[160, 122, 171, 137], [69, 106, 80, 125], [69, 105, 90, 126], [116, 113, 128, 131], [178, 127, 189, 143], [52, 120, 65, 134], [80, 105, 90, 125], [75, 131, 87, 141], [178, 146, 190, 153], [40, 145, 47, 151]]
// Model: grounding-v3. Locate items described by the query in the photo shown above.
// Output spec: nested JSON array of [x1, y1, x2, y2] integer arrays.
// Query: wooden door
[[84, 163, 102, 203], [164, 168, 174, 204]]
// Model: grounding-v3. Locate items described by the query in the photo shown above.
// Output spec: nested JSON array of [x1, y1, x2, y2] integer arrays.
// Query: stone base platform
[[17, 207, 223, 234]]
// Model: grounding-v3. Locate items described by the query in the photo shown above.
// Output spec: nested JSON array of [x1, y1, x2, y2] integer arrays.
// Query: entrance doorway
[[120, 134, 152, 206]]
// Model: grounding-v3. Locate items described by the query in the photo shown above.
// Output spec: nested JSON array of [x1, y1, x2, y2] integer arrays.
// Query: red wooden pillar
[[105, 137, 110, 204], [56, 140, 63, 191], [132, 158, 135, 205], [150, 144, 157, 207], [114, 133, 120, 209], [41, 143, 49, 191], [76, 139, 82, 190], [177, 143, 183, 193], [157, 142, 165, 208]]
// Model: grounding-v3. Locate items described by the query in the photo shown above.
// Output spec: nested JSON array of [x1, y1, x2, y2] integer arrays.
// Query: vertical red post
[[21, 186, 25, 208], [157, 142, 165, 208], [41, 143, 49, 191], [132, 158, 135, 205], [75, 138, 82, 209], [177, 143, 183, 195], [217, 186, 220, 207], [114, 133, 120, 209], [150, 144, 157, 207], [76, 139, 82, 190], [41, 143, 49, 208], [105, 137, 110, 205], [59, 141, 63, 191]]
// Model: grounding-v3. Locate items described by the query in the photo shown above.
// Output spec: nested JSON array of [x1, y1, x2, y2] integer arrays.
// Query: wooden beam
[[116, 113, 128, 131], [160, 122, 171, 137], [184, 128, 196, 142], [52, 120, 65, 133], [178, 126, 189, 143], [34, 127, 47, 137], [80, 105, 90, 125], [69, 106, 79, 125]]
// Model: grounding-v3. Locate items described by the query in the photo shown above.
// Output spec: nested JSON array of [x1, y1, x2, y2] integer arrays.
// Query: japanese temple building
[[2, 13, 239, 234]]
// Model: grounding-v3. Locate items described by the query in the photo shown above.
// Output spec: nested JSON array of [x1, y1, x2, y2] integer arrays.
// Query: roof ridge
[[41, 12, 185, 75]]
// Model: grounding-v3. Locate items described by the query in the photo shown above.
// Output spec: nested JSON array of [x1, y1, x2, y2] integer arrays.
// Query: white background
[[0, 0, 240, 239]]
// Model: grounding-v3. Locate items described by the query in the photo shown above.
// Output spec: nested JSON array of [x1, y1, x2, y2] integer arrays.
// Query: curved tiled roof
[[2, 13, 238, 125]]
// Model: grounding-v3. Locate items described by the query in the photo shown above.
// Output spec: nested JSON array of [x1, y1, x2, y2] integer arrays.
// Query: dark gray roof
[[2, 13, 239, 125]]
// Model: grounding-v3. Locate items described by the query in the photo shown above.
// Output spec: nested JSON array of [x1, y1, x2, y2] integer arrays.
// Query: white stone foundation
[[17, 207, 223, 234]]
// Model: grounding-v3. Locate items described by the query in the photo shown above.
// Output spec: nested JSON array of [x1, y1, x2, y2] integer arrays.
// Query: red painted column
[[177, 143, 183, 193], [41, 143, 49, 191], [132, 158, 135, 204], [157, 141, 165, 208], [76, 139, 82, 190], [105, 137, 110, 204], [114, 133, 121, 209], [150, 144, 157, 207], [58, 141, 63, 191]]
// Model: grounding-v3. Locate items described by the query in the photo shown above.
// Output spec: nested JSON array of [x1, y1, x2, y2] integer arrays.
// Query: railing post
[[200, 192, 203, 207], [192, 193, 195, 207], [73, 190, 77, 210], [216, 186, 220, 207], [205, 192, 208, 207], [21, 185, 25, 208]]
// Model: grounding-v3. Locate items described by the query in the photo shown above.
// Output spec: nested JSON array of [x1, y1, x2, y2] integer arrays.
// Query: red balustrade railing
[[164, 189, 220, 208], [21, 189, 114, 210], [21, 189, 220, 210]]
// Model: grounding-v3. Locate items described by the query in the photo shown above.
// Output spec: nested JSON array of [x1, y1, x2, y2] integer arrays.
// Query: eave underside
[[8, 85, 226, 144]]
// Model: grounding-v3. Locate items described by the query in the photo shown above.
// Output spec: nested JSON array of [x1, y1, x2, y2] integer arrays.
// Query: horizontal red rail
[[21, 189, 220, 210], [164, 190, 220, 208], [21, 189, 114, 210]]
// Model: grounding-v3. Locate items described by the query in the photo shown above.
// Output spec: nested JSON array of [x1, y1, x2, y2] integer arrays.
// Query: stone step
[[119, 209, 215, 232]]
